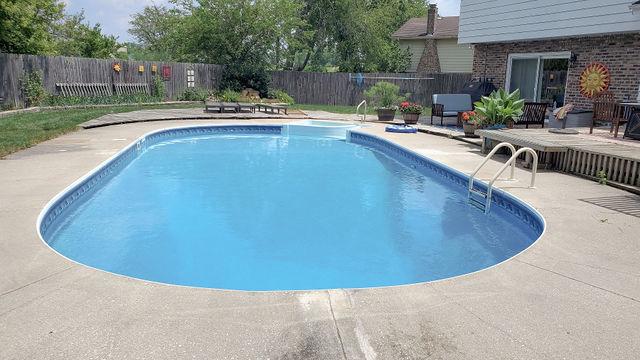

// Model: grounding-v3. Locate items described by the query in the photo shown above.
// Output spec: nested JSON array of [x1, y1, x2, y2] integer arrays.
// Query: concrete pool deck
[[1, 117, 639, 359]]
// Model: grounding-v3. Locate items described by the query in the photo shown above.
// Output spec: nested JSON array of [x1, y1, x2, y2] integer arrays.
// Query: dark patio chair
[[591, 91, 627, 137], [518, 102, 548, 128]]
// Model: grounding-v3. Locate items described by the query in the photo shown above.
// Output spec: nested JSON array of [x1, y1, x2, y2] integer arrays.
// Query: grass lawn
[[0, 103, 201, 158]]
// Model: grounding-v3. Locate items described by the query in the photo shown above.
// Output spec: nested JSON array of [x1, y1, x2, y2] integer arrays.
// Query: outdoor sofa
[[431, 94, 473, 126]]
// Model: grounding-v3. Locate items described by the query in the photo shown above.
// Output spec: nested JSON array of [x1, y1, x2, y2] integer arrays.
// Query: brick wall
[[472, 33, 640, 110]]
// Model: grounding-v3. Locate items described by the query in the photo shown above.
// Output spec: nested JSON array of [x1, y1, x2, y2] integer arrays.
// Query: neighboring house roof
[[392, 16, 459, 39]]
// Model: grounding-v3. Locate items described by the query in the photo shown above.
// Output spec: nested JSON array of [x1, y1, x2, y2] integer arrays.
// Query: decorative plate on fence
[[579, 62, 610, 98]]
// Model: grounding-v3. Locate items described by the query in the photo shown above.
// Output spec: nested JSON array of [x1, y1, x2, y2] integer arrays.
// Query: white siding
[[459, 0, 640, 44], [399, 39, 425, 72], [436, 39, 474, 72]]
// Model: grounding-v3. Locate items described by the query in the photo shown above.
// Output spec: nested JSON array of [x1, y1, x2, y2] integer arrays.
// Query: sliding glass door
[[506, 52, 570, 103], [509, 58, 541, 101]]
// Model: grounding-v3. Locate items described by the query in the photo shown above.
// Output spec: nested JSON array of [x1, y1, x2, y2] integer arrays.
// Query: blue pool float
[[385, 125, 417, 133]]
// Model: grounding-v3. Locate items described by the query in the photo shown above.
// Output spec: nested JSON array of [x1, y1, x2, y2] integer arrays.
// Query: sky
[[62, 0, 461, 43]]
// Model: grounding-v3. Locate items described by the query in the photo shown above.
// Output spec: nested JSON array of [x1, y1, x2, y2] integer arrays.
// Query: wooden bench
[[517, 102, 548, 128], [256, 103, 288, 115], [114, 83, 150, 95], [56, 83, 112, 97]]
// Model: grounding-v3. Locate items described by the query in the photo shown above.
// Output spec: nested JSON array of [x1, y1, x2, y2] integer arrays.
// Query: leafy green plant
[[473, 89, 525, 126], [364, 81, 404, 110], [152, 75, 166, 100], [268, 89, 294, 104], [218, 89, 240, 102], [178, 87, 211, 101], [43, 94, 162, 107], [20, 71, 47, 107], [596, 170, 607, 185]]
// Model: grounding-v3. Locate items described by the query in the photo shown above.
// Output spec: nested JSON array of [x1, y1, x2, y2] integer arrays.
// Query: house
[[458, 0, 640, 110], [393, 4, 473, 73]]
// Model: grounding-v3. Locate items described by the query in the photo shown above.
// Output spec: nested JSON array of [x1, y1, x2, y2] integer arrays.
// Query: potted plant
[[364, 81, 404, 122], [473, 89, 524, 129], [461, 111, 481, 137], [399, 101, 423, 124]]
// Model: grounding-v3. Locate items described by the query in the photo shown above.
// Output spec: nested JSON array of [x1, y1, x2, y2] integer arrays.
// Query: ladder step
[[468, 197, 486, 210], [469, 188, 487, 200]]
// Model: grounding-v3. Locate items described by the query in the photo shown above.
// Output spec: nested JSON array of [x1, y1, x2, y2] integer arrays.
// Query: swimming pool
[[38, 125, 544, 291]]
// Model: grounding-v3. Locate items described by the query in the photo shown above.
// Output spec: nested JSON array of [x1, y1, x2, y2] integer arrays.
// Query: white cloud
[[432, 0, 461, 16]]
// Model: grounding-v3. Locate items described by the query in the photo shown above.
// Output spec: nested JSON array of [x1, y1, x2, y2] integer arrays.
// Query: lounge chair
[[256, 103, 288, 115], [205, 101, 239, 113], [431, 94, 472, 126], [237, 102, 256, 113]]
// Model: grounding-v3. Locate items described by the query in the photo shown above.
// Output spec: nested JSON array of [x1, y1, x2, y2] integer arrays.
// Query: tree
[[56, 12, 119, 58], [126, 0, 427, 72], [0, 0, 64, 54], [128, 5, 183, 60]]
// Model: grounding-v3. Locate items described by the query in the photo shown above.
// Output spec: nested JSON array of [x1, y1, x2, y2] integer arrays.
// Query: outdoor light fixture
[[569, 52, 578, 65], [631, 1, 640, 15]]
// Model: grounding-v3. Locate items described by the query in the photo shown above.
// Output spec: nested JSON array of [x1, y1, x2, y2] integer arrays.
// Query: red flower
[[401, 101, 410, 107]]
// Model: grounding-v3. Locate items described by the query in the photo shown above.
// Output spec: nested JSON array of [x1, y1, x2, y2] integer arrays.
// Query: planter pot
[[462, 122, 479, 137], [402, 112, 420, 124], [376, 108, 396, 122]]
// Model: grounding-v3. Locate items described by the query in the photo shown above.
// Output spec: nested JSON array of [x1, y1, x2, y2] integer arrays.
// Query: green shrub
[[268, 89, 294, 104], [178, 87, 211, 101], [152, 75, 166, 100], [43, 94, 161, 107], [364, 81, 404, 110], [218, 89, 240, 102], [20, 71, 46, 107], [473, 89, 524, 126], [220, 64, 270, 97]]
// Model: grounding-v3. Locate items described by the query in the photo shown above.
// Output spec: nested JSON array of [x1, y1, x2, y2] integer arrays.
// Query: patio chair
[[517, 102, 548, 128], [591, 91, 627, 137], [431, 94, 473, 126]]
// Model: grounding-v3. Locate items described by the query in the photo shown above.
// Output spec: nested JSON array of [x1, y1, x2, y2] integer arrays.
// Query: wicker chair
[[591, 91, 627, 137], [517, 102, 548, 128]]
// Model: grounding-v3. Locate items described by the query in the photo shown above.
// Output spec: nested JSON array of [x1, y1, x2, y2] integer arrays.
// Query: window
[[186, 69, 195, 88], [506, 52, 570, 105]]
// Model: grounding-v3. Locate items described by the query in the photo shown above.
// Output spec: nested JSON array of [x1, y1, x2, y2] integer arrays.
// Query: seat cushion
[[433, 94, 472, 112]]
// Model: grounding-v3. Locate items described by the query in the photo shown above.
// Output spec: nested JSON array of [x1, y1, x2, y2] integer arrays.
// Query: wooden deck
[[476, 128, 640, 190]]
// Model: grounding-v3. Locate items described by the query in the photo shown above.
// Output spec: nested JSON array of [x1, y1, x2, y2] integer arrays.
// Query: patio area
[[1, 113, 639, 359]]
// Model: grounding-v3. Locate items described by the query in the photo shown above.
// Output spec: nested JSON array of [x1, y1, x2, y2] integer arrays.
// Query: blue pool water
[[43, 131, 542, 290]]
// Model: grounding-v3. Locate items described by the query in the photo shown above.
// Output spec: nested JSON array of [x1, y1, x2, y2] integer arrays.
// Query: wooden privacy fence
[[1, 52, 471, 108], [270, 71, 472, 106], [0, 53, 223, 107]]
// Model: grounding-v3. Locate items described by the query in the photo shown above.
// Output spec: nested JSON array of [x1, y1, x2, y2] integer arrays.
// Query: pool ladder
[[468, 142, 538, 213]]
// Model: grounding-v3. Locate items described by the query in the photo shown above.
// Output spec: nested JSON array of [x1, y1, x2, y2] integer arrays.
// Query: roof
[[392, 16, 459, 39]]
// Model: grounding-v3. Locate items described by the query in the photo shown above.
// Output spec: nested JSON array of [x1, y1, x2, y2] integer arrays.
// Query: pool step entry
[[468, 143, 538, 214]]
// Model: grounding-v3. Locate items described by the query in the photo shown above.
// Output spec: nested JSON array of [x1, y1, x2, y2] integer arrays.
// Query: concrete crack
[[515, 259, 639, 303], [327, 291, 349, 360]]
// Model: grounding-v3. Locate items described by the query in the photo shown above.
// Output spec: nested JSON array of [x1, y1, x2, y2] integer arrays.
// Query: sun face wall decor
[[579, 62, 610, 98]]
